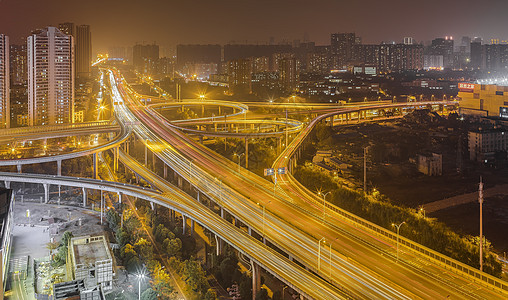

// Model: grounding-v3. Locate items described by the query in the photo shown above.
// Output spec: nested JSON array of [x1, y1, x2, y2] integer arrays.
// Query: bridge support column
[[82, 187, 87, 207], [114, 147, 119, 172], [245, 138, 249, 169], [100, 190, 104, 225], [214, 234, 223, 256], [150, 201, 154, 210], [163, 164, 168, 178], [17, 164, 22, 174], [93, 153, 98, 179], [248, 227, 252, 236], [117, 192, 122, 204], [144, 144, 148, 167], [182, 215, 187, 235], [190, 219, 195, 236], [251, 261, 261, 300], [152, 151, 156, 170], [199, 136, 203, 144], [177, 176, 183, 188], [57, 160, 62, 176], [4, 181, 10, 189], [43, 183, 49, 203], [58, 185, 61, 205]]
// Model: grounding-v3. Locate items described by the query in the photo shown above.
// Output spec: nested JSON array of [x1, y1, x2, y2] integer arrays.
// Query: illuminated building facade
[[28, 27, 74, 126], [458, 83, 508, 117]]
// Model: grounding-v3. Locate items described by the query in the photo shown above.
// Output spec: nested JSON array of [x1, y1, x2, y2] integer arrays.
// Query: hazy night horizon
[[2, 0, 508, 53]]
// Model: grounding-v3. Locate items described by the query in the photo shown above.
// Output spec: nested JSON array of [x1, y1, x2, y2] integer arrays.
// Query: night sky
[[1, 0, 508, 54]]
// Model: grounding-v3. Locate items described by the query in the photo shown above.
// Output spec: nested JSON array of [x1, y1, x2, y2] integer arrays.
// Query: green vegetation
[[106, 198, 216, 299], [51, 231, 73, 267], [294, 163, 502, 277]]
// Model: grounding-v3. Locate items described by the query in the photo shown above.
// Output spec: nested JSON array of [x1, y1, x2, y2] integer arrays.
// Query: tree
[[182, 259, 209, 294], [140, 288, 157, 300], [256, 288, 269, 300], [60, 231, 74, 248]]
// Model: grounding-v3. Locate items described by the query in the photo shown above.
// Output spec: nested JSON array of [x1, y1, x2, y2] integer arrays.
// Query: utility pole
[[364, 146, 368, 193], [285, 108, 288, 149], [479, 176, 484, 272]]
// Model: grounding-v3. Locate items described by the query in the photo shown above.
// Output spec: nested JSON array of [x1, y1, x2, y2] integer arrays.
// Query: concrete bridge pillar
[[117, 192, 122, 204], [144, 143, 148, 167], [93, 153, 98, 179], [163, 163, 168, 178], [17, 164, 22, 174], [152, 151, 156, 170], [182, 215, 187, 235], [82, 187, 87, 207], [43, 183, 49, 203], [114, 147, 119, 172], [245, 138, 249, 169], [57, 160, 62, 176], [4, 181, 10, 189], [190, 219, 195, 236], [251, 261, 261, 300]]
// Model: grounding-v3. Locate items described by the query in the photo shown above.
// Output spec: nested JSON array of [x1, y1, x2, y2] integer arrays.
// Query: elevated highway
[[107, 68, 507, 299]]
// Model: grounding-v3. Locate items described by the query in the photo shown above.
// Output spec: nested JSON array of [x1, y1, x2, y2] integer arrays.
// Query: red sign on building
[[458, 83, 475, 92]]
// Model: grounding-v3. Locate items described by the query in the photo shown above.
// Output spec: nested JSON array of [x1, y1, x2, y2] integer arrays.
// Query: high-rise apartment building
[[10, 44, 27, 85], [0, 34, 9, 128], [59, 23, 92, 79], [28, 27, 74, 126], [331, 33, 356, 69], [75, 25, 92, 79], [58, 22, 75, 37], [227, 59, 252, 94], [279, 57, 299, 94], [133, 43, 159, 74], [429, 37, 454, 68]]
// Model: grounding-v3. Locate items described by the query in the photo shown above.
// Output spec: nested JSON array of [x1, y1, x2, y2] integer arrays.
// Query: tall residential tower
[[0, 34, 9, 129], [28, 27, 74, 126]]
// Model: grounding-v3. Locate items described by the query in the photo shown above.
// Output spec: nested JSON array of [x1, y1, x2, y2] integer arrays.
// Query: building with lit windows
[[227, 59, 252, 94], [468, 128, 508, 162], [10, 44, 27, 86], [75, 25, 92, 79], [458, 83, 508, 117], [28, 27, 74, 126], [0, 34, 9, 129]]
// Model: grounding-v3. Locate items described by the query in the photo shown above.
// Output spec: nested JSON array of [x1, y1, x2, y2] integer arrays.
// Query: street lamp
[[257, 201, 271, 242], [234, 153, 245, 172], [418, 206, 426, 218], [318, 237, 326, 271], [318, 191, 331, 223], [391, 222, 406, 261], [136, 273, 146, 300]]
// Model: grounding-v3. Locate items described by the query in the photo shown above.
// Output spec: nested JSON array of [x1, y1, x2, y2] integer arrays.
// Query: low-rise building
[[53, 279, 105, 300], [67, 236, 114, 291], [0, 188, 13, 298], [468, 128, 508, 162], [417, 153, 442, 176]]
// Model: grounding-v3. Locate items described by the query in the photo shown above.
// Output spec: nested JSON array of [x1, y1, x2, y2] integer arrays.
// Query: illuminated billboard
[[458, 83, 475, 92]]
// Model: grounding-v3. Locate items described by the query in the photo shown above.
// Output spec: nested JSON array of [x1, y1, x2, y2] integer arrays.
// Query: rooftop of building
[[71, 236, 112, 267]]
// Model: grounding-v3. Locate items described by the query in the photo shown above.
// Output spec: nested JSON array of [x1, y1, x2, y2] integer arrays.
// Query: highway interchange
[[1, 67, 506, 299]]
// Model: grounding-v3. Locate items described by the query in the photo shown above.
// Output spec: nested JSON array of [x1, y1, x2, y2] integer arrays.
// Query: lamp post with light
[[392, 222, 405, 261]]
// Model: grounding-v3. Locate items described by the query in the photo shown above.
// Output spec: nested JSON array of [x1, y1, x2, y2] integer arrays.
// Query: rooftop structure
[[67, 236, 114, 291]]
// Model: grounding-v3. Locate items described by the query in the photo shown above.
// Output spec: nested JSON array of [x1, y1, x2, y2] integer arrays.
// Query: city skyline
[[2, 0, 508, 54]]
